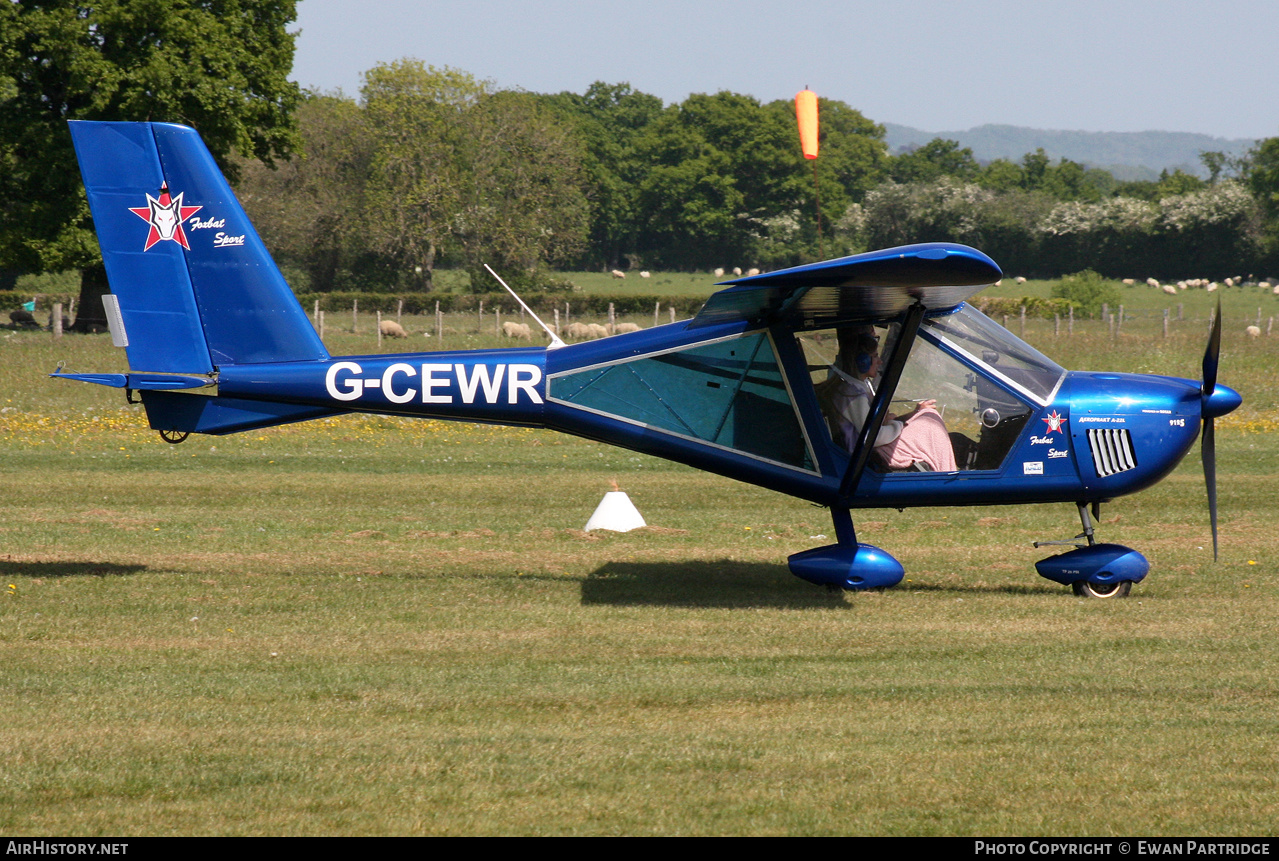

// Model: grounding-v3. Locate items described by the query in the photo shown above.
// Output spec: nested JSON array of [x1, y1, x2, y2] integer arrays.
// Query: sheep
[[732, 267, 742, 276], [610, 269, 626, 279], [1207, 282, 1218, 292], [565, 321, 592, 340], [639, 271, 651, 279], [1015, 276, 1027, 284], [379, 319, 408, 338], [746, 268, 760, 277], [1246, 325, 1261, 338], [713, 268, 725, 278], [8, 309, 39, 329], [1161, 284, 1178, 295], [501, 321, 532, 340], [613, 322, 642, 335], [586, 323, 610, 339], [1146, 277, 1160, 289], [1122, 278, 1135, 285]]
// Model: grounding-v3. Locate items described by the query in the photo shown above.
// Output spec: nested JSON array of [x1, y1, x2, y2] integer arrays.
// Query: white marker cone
[[584, 491, 647, 533]]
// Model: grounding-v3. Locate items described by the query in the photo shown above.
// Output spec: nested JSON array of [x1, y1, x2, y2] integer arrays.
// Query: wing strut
[[838, 302, 926, 501]]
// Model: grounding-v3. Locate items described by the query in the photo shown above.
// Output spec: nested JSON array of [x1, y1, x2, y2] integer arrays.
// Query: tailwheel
[[1072, 580, 1132, 599]]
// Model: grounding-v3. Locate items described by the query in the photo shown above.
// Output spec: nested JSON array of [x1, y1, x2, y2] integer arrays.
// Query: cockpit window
[[924, 304, 1065, 404], [798, 318, 1035, 473]]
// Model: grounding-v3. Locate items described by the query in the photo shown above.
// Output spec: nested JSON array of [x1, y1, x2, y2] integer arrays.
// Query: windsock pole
[[795, 88, 825, 259]]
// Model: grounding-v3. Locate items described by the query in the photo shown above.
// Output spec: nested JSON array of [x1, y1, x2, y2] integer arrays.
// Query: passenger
[[822, 329, 957, 472]]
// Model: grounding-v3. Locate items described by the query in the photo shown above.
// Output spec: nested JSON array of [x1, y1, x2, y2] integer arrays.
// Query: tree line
[[3, 1, 1278, 323], [249, 70, 1279, 291]]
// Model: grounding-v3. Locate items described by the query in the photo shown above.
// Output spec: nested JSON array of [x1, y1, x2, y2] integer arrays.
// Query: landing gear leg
[[1077, 500, 1097, 546], [1034, 501, 1145, 597]]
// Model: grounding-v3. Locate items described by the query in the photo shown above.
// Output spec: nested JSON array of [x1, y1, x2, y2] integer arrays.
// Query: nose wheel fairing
[[1034, 543, 1150, 590]]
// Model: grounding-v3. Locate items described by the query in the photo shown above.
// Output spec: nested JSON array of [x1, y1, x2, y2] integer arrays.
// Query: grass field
[[1, 310, 1277, 835]]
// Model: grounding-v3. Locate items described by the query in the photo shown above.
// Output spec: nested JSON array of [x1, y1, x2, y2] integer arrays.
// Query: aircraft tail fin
[[68, 121, 329, 373]]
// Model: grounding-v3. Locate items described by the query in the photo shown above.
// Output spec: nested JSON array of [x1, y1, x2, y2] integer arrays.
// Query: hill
[[883, 123, 1257, 180]]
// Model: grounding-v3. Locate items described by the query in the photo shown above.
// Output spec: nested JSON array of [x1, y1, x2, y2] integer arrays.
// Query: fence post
[[319, 310, 325, 338], [1117, 305, 1124, 336], [609, 302, 615, 334], [397, 299, 403, 325], [1019, 304, 1026, 337], [654, 301, 660, 328], [1069, 306, 1074, 335], [669, 306, 675, 324], [553, 307, 560, 336], [478, 300, 483, 331], [313, 299, 319, 324], [495, 307, 500, 337], [52, 302, 62, 339], [377, 310, 383, 346], [435, 300, 442, 343], [1054, 313, 1060, 337], [1163, 308, 1169, 338], [352, 299, 358, 333]]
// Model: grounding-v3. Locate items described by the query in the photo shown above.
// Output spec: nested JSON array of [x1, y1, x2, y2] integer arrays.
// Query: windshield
[[923, 304, 1065, 404]]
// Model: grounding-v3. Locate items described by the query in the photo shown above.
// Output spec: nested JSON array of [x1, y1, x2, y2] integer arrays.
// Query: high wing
[[689, 242, 1002, 330]]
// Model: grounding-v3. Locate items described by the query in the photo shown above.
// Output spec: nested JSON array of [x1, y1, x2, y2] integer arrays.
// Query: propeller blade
[[1202, 297, 1221, 399], [1203, 417, 1218, 561], [1200, 296, 1224, 561]]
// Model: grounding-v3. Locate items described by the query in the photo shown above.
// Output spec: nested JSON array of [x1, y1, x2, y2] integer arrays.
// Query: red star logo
[[1042, 410, 1067, 433], [128, 184, 202, 251]]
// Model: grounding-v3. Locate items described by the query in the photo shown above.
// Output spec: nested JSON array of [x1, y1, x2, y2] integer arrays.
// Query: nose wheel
[[1071, 580, 1132, 599]]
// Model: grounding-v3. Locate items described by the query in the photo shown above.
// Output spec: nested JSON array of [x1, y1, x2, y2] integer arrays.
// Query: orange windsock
[[796, 89, 819, 159]]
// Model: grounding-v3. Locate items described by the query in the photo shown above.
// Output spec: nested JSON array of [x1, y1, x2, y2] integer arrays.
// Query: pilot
[[821, 328, 957, 472]]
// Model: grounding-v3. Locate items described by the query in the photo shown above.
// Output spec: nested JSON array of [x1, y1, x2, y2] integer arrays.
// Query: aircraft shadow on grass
[[581, 560, 850, 609], [0, 560, 148, 578], [580, 560, 1063, 606]]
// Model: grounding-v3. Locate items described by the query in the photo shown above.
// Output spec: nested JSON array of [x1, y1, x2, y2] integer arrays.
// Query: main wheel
[[1072, 580, 1132, 599]]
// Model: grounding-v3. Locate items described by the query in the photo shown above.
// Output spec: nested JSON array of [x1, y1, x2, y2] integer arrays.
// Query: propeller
[[1201, 299, 1220, 560], [1198, 298, 1241, 560]]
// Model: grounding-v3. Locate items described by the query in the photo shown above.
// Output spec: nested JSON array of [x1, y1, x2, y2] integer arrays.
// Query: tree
[[1244, 137, 1279, 221], [542, 82, 664, 270], [889, 138, 979, 184], [357, 61, 590, 290], [235, 93, 375, 292], [358, 61, 481, 289], [452, 90, 590, 282], [0, 0, 301, 329]]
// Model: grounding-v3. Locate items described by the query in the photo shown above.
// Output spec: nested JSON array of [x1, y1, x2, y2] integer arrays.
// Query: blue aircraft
[[56, 121, 1242, 597]]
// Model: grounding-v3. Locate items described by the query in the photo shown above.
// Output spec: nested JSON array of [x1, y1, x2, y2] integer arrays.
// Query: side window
[[549, 332, 814, 470]]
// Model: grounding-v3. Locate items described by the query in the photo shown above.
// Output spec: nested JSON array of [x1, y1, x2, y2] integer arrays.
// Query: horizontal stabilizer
[[692, 242, 1002, 330], [52, 371, 216, 392]]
